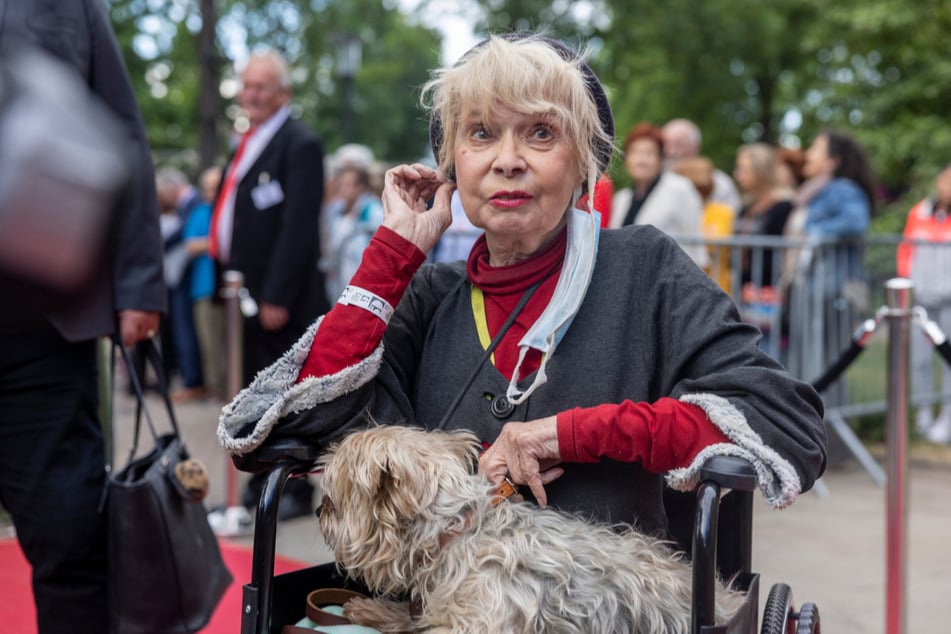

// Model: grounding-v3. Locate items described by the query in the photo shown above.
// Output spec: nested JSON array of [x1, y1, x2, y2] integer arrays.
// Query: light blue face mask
[[505, 206, 601, 404]]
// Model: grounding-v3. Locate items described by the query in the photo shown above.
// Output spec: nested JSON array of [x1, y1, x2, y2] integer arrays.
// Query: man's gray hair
[[243, 49, 292, 89]]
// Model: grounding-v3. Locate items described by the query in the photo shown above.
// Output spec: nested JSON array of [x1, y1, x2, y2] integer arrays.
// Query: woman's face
[[453, 107, 582, 261], [803, 134, 837, 179], [624, 138, 663, 185], [733, 152, 757, 193]]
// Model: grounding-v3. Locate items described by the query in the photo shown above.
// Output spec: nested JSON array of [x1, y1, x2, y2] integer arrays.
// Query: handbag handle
[[110, 336, 185, 471]]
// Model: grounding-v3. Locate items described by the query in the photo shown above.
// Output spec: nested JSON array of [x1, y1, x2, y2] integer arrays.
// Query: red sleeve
[[576, 176, 613, 228], [297, 226, 426, 381], [593, 175, 614, 227], [556, 398, 731, 472]]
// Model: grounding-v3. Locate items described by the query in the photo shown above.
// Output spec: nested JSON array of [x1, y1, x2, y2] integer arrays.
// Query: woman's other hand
[[381, 163, 455, 252], [478, 416, 565, 507]]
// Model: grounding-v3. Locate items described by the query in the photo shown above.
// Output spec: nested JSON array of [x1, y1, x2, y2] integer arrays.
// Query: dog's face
[[318, 426, 482, 594]]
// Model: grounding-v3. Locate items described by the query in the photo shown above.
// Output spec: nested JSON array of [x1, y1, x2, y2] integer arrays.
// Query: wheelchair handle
[[698, 455, 757, 492], [692, 455, 756, 633], [232, 437, 323, 475]]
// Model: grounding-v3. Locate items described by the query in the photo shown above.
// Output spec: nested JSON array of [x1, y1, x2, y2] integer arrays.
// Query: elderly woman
[[219, 34, 825, 532]]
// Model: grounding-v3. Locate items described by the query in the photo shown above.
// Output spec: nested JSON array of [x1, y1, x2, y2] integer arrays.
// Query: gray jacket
[[220, 225, 826, 530]]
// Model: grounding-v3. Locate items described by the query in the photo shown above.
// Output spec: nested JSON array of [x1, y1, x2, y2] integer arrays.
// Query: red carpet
[[0, 537, 310, 633]]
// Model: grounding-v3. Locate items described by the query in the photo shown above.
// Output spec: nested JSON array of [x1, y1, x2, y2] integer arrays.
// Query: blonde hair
[[737, 143, 777, 190], [421, 35, 613, 196]]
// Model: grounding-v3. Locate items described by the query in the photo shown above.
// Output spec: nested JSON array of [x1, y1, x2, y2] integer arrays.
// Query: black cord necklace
[[434, 279, 543, 429]]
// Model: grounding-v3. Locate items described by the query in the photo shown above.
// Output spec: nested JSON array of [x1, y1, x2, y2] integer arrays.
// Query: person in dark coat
[[0, 2, 165, 632]]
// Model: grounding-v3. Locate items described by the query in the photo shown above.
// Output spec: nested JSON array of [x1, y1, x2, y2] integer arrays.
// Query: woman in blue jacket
[[791, 130, 876, 401]]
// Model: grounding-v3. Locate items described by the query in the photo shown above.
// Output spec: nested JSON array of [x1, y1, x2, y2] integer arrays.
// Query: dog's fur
[[317, 425, 746, 633]]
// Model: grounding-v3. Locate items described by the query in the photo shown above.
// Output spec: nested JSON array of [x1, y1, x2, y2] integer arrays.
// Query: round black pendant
[[490, 394, 515, 419]]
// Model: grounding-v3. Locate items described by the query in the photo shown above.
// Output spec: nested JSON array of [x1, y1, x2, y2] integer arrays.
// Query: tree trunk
[[198, 0, 222, 171], [757, 75, 775, 144]]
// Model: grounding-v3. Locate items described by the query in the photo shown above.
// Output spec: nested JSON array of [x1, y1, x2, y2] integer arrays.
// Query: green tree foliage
[[800, 0, 951, 200], [108, 0, 217, 171], [472, 0, 605, 40], [108, 0, 441, 174], [108, 0, 950, 218], [599, 1, 821, 181], [473, 0, 950, 217], [289, 0, 443, 163]]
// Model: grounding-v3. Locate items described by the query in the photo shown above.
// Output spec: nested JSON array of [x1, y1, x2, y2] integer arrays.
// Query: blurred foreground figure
[[0, 49, 127, 302], [0, 3, 165, 633]]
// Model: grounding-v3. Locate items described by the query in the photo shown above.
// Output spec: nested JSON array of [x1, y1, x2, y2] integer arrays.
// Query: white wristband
[[338, 285, 395, 323]]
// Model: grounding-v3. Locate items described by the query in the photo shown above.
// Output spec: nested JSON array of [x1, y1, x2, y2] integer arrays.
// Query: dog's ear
[[373, 430, 482, 523], [371, 450, 439, 524], [326, 426, 479, 526]]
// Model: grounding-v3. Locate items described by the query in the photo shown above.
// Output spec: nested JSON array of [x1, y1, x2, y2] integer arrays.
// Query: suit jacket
[[222, 117, 329, 330], [0, 0, 166, 341]]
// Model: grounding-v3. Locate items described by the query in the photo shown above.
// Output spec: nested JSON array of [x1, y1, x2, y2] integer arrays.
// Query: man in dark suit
[[210, 50, 328, 517], [0, 2, 165, 632], [211, 50, 328, 384]]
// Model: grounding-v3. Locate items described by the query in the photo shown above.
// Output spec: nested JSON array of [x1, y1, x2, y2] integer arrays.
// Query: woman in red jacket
[[897, 163, 951, 442]]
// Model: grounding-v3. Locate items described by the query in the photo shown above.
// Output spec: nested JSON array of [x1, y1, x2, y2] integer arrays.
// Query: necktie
[[209, 128, 255, 262]]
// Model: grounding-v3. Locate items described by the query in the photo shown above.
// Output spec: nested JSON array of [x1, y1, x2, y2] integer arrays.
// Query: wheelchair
[[237, 437, 820, 634]]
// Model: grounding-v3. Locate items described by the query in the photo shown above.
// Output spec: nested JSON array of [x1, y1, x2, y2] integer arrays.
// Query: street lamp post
[[335, 33, 362, 143]]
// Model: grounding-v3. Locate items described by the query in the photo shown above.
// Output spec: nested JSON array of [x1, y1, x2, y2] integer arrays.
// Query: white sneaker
[[925, 411, 951, 444], [916, 408, 934, 435], [208, 505, 254, 537]]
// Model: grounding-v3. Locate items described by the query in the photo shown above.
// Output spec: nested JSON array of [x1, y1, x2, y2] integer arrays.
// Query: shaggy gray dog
[[317, 425, 745, 633]]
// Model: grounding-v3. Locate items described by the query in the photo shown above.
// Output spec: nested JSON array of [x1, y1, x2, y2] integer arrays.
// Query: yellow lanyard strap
[[470, 286, 495, 366]]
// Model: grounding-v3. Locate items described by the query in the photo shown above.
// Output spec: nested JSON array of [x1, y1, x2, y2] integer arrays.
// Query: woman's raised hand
[[381, 163, 455, 253]]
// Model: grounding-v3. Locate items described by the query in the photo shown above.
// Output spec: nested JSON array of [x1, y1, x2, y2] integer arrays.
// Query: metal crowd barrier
[[232, 228, 951, 472], [679, 234, 951, 422], [276, 227, 951, 459]]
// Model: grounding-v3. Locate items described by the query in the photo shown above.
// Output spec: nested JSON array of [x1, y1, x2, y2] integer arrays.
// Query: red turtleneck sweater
[[298, 226, 729, 471]]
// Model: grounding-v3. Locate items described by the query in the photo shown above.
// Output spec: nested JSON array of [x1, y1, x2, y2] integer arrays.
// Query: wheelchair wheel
[[796, 602, 820, 634], [761, 583, 793, 634]]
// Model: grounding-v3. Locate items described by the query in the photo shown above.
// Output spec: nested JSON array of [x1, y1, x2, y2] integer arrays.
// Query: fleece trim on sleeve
[[666, 393, 802, 508], [216, 316, 384, 456]]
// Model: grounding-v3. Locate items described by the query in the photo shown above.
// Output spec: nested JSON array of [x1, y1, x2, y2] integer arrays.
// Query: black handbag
[[102, 337, 232, 634]]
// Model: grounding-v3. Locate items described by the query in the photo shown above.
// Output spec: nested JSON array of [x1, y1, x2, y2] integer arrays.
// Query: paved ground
[[8, 385, 951, 633]]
